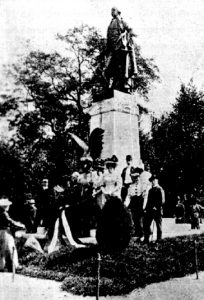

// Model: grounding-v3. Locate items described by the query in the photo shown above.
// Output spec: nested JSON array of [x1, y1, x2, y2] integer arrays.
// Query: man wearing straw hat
[[0, 198, 25, 271], [124, 167, 144, 240]]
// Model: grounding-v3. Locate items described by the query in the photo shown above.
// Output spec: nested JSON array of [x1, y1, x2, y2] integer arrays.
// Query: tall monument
[[88, 6, 142, 173], [89, 90, 140, 173]]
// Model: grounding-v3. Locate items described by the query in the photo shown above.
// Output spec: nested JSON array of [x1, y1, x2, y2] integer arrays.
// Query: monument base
[[87, 90, 141, 173]]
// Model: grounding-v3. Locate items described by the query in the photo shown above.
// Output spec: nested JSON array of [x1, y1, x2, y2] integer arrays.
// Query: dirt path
[[1, 218, 204, 300], [0, 273, 67, 300], [129, 273, 204, 300], [1, 271, 204, 300]]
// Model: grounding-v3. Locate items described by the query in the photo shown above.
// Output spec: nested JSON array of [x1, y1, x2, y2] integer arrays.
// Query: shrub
[[96, 196, 134, 253]]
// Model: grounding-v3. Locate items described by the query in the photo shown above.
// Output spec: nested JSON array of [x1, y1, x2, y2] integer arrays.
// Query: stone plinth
[[87, 90, 141, 174]]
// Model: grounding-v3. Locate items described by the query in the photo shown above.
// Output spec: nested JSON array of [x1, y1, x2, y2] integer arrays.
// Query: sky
[[1, 0, 204, 116]]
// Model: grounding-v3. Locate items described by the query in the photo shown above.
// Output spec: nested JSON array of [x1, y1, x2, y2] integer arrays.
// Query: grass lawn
[[16, 231, 204, 296]]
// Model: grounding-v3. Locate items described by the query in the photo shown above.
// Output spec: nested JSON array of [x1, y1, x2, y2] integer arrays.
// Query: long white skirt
[[0, 229, 18, 271], [46, 210, 85, 254]]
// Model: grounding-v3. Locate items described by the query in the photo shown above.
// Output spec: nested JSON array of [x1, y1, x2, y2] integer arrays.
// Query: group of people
[[22, 154, 166, 243], [175, 193, 204, 230], [121, 155, 165, 243], [18, 154, 166, 244], [0, 153, 166, 271], [63, 154, 165, 244]]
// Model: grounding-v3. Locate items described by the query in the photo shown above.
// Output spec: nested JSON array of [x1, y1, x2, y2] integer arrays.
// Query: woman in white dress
[[96, 156, 134, 252], [101, 156, 122, 202], [0, 198, 25, 271]]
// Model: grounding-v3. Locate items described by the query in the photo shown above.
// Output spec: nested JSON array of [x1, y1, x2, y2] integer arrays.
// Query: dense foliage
[[17, 233, 204, 296]]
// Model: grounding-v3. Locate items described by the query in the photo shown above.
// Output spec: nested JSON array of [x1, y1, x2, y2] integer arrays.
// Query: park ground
[[1, 218, 204, 300]]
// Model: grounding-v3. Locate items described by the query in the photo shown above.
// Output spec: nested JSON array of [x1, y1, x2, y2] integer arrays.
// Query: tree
[[2, 26, 100, 182], [141, 82, 204, 208]]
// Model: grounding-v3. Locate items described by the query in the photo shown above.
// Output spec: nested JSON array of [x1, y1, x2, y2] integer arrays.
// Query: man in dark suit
[[144, 175, 165, 243], [121, 155, 134, 202], [23, 196, 37, 233], [35, 178, 52, 228]]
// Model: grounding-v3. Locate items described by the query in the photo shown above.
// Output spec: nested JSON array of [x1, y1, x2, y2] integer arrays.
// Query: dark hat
[[130, 167, 143, 177], [105, 155, 118, 167], [126, 155, 132, 161], [94, 159, 105, 170], [149, 174, 159, 182], [25, 193, 33, 199]]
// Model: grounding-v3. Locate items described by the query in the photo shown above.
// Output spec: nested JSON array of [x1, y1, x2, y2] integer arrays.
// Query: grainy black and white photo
[[1, 1, 204, 299]]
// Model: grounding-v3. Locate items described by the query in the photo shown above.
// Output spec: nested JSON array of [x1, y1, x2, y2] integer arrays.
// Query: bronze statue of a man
[[104, 7, 138, 93]]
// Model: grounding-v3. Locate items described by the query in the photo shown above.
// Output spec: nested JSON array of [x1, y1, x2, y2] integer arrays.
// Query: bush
[[17, 226, 204, 296], [96, 196, 134, 253]]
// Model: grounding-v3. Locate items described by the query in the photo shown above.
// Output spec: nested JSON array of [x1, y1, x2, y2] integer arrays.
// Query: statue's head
[[111, 6, 121, 17]]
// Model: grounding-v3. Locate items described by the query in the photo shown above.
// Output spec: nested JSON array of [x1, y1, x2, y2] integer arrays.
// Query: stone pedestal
[[87, 90, 141, 174]]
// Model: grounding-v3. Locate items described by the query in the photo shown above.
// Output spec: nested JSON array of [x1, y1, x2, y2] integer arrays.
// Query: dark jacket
[[121, 166, 135, 185], [23, 204, 37, 233], [36, 188, 51, 209], [146, 185, 165, 215]]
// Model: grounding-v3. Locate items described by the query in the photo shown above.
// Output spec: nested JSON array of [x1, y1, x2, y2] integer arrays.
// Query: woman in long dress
[[0, 198, 25, 271], [77, 157, 95, 236], [96, 156, 134, 252], [92, 160, 105, 209], [100, 156, 122, 202]]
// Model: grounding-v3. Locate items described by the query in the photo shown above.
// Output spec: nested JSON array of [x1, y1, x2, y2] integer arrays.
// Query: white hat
[[80, 156, 93, 163], [0, 198, 12, 207], [26, 199, 35, 204], [71, 172, 80, 178], [54, 185, 64, 193]]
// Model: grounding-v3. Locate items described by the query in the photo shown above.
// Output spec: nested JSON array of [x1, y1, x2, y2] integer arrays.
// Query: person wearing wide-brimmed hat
[[124, 167, 144, 240], [77, 156, 95, 236], [92, 159, 105, 209], [78, 156, 94, 193], [144, 175, 165, 243], [0, 198, 25, 272], [100, 155, 122, 202], [78, 156, 93, 188]]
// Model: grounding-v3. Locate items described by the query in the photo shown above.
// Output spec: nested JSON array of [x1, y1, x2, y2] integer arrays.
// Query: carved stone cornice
[[85, 90, 139, 116]]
